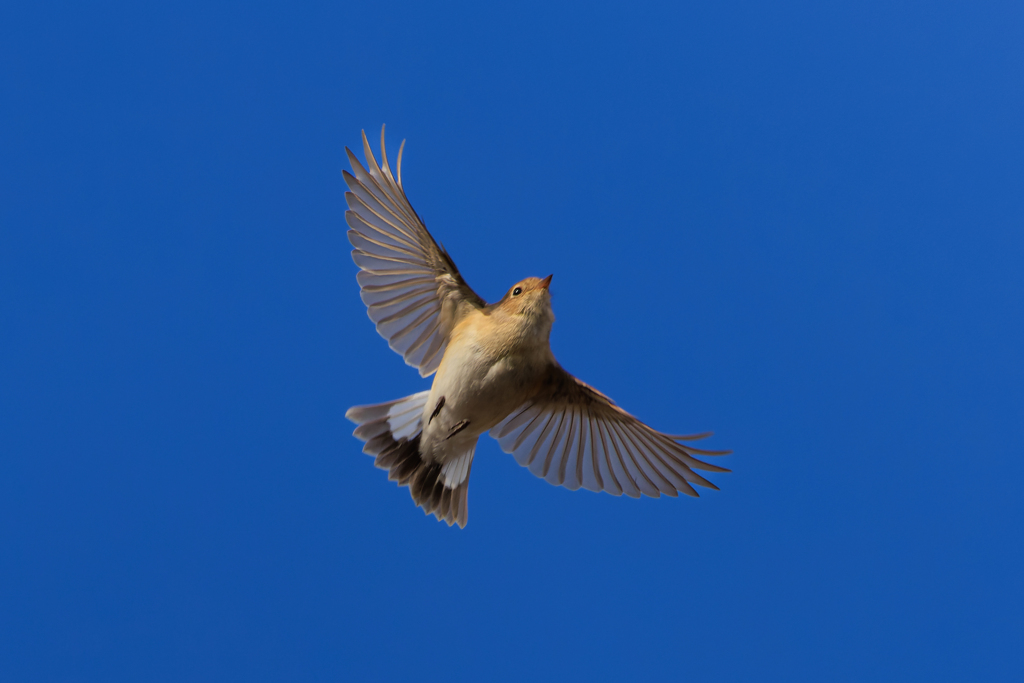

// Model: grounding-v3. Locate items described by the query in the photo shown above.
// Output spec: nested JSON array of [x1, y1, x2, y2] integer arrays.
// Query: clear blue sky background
[[2, 1, 1022, 681]]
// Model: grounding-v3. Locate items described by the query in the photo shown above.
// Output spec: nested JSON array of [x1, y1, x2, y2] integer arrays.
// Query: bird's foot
[[429, 396, 445, 424], [446, 419, 470, 440]]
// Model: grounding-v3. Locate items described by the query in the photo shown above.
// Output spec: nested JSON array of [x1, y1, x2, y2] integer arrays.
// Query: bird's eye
[[512, 287, 522, 296]]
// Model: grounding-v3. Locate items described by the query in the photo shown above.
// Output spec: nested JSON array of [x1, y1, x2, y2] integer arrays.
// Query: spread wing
[[490, 366, 730, 497], [345, 127, 486, 377]]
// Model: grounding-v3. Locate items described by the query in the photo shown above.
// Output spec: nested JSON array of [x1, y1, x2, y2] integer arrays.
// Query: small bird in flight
[[345, 127, 730, 528]]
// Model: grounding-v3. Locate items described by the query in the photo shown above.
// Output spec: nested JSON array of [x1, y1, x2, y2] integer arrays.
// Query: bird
[[344, 127, 730, 528]]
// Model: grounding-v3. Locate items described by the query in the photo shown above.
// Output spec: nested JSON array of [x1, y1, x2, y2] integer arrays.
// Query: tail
[[346, 391, 472, 528]]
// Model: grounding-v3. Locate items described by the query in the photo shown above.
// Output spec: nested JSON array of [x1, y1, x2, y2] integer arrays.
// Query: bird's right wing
[[345, 127, 486, 377], [490, 365, 730, 498]]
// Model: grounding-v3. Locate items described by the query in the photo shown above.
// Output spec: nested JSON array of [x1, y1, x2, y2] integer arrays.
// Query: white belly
[[419, 336, 541, 463]]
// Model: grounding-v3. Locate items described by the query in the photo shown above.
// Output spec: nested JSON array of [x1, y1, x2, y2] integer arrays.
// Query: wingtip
[[361, 129, 376, 169], [396, 138, 406, 188], [685, 446, 733, 456], [668, 431, 714, 442], [379, 125, 391, 178], [343, 148, 365, 178]]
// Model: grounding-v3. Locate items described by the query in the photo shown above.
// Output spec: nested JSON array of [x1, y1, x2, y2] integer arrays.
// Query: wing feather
[[524, 411, 559, 469], [617, 421, 674, 496], [603, 419, 638, 497], [593, 418, 623, 496], [510, 409, 546, 460], [622, 422, 701, 495], [489, 365, 730, 499], [566, 406, 586, 491], [540, 407, 572, 480], [550, 406, 578, 487], [345, 127, 486, 377], [606, 421, 649, 498], [581, 410, 603, 493]]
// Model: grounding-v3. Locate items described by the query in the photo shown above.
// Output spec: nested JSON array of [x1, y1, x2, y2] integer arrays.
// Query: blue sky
[[2, 1, 1022, 681]]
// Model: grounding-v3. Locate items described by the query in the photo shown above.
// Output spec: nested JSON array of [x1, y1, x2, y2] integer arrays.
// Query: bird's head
[[497, 274, 555, 326]]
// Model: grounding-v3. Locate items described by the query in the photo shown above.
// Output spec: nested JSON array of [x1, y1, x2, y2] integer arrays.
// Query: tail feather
[[346, 392, 472, 528]]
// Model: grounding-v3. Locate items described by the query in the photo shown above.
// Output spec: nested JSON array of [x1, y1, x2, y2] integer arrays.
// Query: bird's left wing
[[345, 127, 486, 377], [490, 366, 730, 498]]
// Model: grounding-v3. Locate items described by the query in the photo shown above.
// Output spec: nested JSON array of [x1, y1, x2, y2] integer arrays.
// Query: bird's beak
[[540, 274, 553, 290]]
